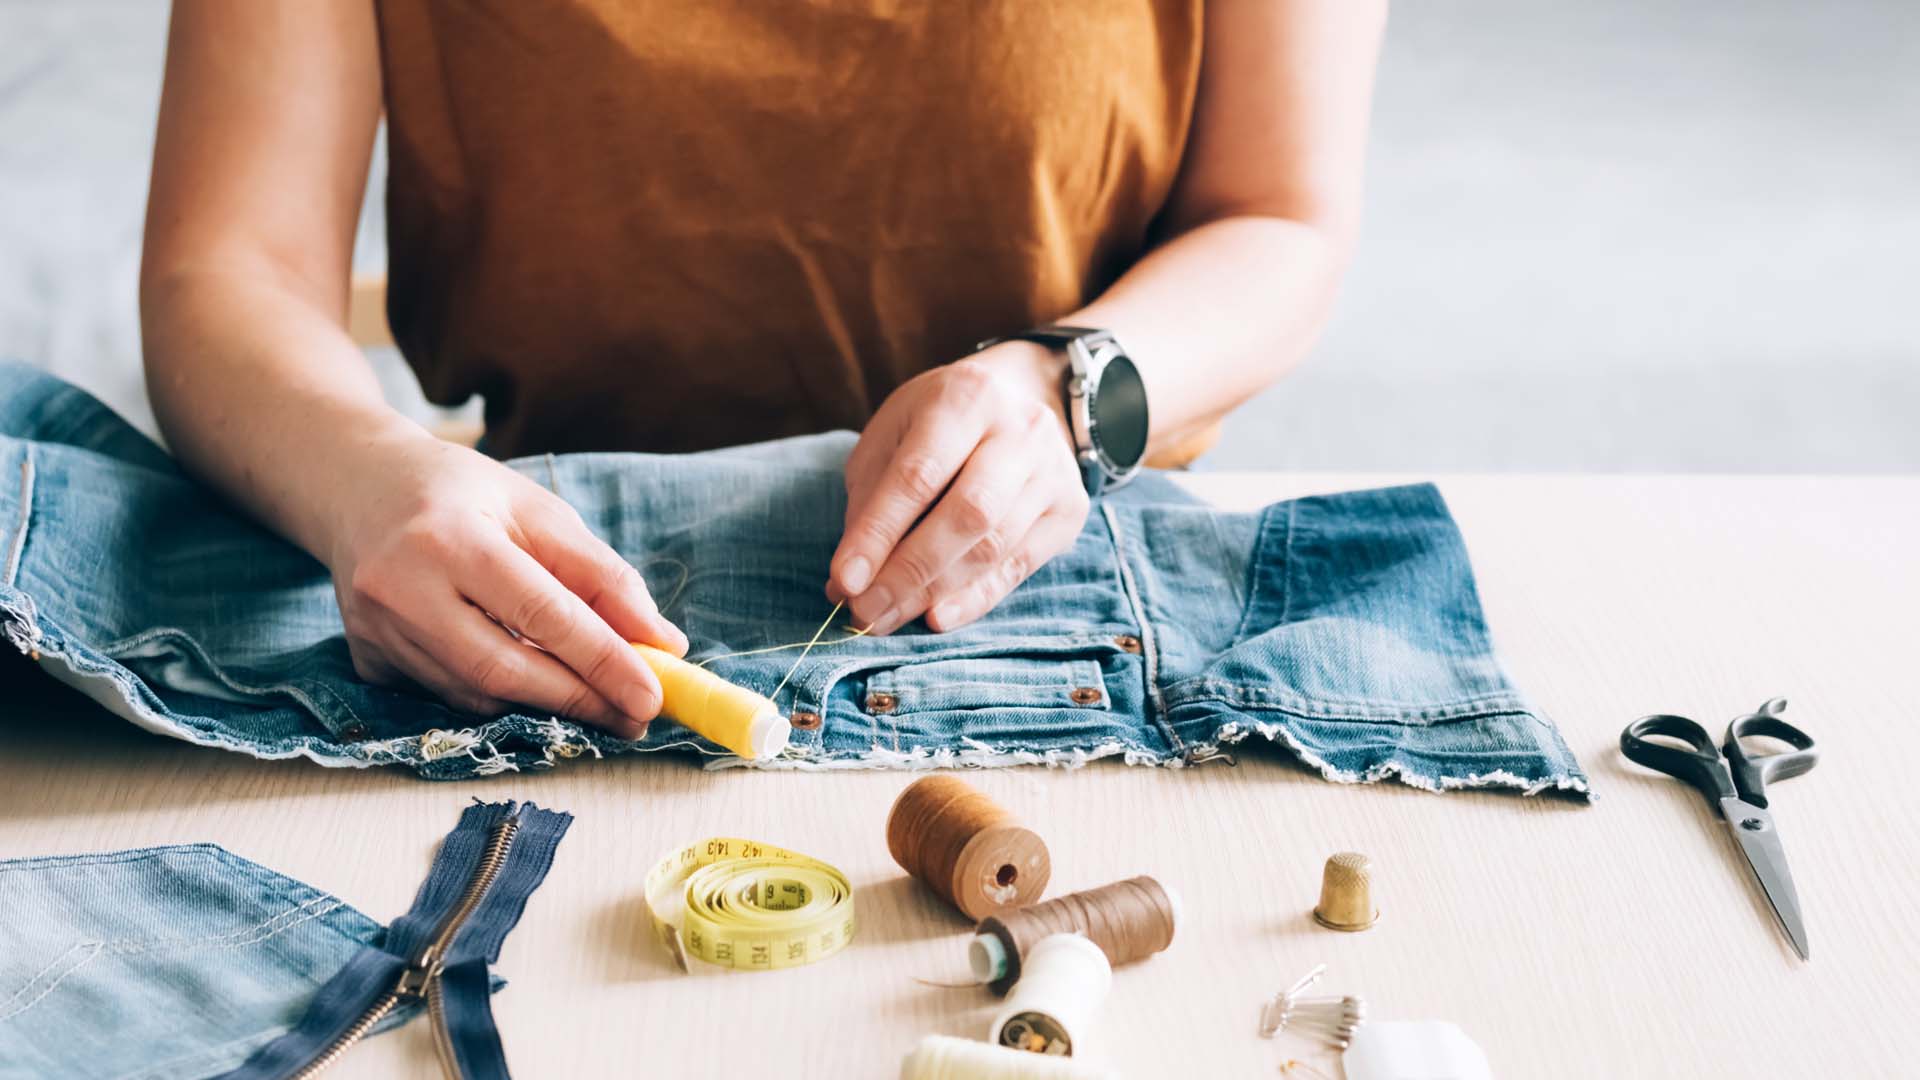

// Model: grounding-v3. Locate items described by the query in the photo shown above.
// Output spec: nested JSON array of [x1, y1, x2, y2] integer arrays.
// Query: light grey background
[[2, 0, 1915, 471]]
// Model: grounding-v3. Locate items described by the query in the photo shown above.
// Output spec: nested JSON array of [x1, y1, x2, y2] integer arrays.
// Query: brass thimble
[[1313, 851, 1379, 931]]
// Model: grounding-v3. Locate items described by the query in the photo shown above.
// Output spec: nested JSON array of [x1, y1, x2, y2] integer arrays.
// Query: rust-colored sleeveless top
[[374, 2, 1203, 457]]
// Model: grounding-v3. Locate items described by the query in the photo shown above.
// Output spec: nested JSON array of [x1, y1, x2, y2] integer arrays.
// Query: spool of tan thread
[[969, 875, 1179, 995], [886, 775, 1051, 920]]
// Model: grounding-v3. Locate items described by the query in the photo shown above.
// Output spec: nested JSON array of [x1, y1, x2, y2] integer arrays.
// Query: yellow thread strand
[[692, 600, 868, 672]]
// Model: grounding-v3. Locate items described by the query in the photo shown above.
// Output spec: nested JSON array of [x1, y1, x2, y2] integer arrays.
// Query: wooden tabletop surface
[[4, 474, 1916, 1079]]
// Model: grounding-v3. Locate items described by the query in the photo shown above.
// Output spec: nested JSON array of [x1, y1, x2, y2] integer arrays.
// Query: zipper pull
[[395, 945, 443, 1001]]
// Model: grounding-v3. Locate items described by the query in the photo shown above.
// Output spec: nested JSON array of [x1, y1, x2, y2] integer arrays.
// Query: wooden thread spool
[[886, 775, 1051, 920], [969, 875, 1179, 995]]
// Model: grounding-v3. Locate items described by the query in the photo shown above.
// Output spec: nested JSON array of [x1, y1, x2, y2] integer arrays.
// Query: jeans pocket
[[865, 656, 1111, 713], [776, 636, 1144, 755], [100, 629, 373, 742]]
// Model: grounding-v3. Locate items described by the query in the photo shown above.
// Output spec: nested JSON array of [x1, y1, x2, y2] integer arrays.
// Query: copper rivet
[[866, 692, 898, 714], [1070, 687, 1103, 705], [342, 724, 369, 741], [789, 711, 823, 731], [1114, 635, 1142, 654]]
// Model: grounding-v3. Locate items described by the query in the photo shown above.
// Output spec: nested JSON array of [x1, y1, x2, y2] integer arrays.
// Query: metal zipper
[[286, 813, 523, 1080]]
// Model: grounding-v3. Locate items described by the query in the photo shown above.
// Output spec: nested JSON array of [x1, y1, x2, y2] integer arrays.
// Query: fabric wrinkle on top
[[372, 0, 1204, 457], [0, 362, 1589, 796]]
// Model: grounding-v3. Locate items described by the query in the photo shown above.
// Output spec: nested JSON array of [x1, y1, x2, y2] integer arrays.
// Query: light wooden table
[[4, 475, 1916, 1079]]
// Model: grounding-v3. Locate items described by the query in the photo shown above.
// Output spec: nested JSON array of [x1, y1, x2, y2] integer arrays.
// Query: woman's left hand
[[830, 343, 1090, 635]]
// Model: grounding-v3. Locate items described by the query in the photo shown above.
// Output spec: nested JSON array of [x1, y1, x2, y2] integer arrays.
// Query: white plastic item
[[988, 933, 1113, 1056], [1342, 1020, 1494, 1080], [901, 1035, 1118, 1079]]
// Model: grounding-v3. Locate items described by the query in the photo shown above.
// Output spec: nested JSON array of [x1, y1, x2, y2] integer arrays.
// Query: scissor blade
[[1719, 797, 1811, 960]]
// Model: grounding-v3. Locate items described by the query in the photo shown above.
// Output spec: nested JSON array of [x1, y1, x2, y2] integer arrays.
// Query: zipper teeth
[[428, 815, 521, 963], [427, 971, 458, 1078], [285, 993, 401, 1080], [284, 813, 522, 1080]]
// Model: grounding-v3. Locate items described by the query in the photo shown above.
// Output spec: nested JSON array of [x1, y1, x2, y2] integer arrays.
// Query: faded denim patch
[[0, 845, 405, 1080]]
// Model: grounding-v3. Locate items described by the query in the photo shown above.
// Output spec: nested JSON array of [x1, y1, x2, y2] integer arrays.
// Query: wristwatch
[[974, 325, 1150, 496]]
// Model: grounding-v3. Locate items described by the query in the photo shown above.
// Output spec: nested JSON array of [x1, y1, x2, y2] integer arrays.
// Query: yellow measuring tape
[[644, 837, 857, 972]]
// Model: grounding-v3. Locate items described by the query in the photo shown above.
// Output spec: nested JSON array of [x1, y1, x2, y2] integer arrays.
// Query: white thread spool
[[988, 933, 1112, 1057], [900, 1035, 1117, 1079]]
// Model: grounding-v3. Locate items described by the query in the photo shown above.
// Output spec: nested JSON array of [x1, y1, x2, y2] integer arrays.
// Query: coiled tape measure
[[644, 837, 857, 971]]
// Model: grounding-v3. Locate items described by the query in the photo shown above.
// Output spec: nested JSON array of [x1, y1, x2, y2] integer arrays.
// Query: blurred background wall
[[2, 0, 1915, 471]]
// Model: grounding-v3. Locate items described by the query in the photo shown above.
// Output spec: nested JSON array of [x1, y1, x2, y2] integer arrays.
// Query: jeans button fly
[[1070, 687, 1103, 706], [865, 692, 898, 714], [1114, 635, 1142, 654], [789, 711, 823, 730]]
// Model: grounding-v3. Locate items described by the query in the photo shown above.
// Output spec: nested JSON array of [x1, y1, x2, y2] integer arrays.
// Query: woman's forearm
[[141, 267, 428, 563], [1067, 213, 1349, 453]]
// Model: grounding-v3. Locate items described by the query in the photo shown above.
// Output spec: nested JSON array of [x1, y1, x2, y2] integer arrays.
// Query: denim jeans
[[0, 802, 560, 1080], [0, 362, 1588, 795], [0, 845, 403, 1079]]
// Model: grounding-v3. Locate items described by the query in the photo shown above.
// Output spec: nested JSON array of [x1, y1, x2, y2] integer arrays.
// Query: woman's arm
[[830, 0, 1388, 635], [142, 1, 682, 735]]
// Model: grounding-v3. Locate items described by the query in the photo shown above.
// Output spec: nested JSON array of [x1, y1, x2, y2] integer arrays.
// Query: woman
[[139, 1, 1385, 740]]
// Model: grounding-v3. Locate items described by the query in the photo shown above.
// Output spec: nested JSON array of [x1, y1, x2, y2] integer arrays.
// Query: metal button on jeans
[[1114, 635, 1142, 654], [788, 711, 823, 730], [1070, 687, 1103, 706], [865, 692, 898, 714]]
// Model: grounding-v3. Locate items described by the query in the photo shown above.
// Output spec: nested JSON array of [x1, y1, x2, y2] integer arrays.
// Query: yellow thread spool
[[631, 644, 788, 760]]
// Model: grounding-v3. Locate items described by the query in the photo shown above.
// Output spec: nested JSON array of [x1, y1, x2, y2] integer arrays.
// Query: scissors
[[1620, 696, 1819, 960]]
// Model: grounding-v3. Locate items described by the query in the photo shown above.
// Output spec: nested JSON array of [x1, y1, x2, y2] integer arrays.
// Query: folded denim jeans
[[0, 802, 564, 1080], [0, 363, 1588, 795], [0, 845, 403, 1080]]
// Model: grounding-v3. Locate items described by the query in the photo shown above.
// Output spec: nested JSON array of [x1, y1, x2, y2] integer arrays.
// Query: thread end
[[968, 932, 1007, 983], [746, 705, 791, 759]]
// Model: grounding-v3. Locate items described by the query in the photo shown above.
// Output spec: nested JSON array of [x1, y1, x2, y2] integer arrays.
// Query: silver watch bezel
[[1063, 332, 1145, 493]]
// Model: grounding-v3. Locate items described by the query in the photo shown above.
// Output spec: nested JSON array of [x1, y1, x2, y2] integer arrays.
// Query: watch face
[[1091, 352, 1148, 470]]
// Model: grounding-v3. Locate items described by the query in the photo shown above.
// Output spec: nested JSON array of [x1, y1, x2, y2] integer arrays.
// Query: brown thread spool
[[970, 875, 1179, 995], [886, 775, 1051, 920]]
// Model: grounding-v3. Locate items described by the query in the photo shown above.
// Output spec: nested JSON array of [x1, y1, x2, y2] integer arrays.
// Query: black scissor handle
[[1621, 713, 1736, 803], [1721, 697, 1818, 808]]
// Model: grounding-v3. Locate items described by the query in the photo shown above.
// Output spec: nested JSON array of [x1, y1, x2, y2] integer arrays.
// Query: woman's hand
[[830, 343, 1089, 635], [326, 431, 687, 737]]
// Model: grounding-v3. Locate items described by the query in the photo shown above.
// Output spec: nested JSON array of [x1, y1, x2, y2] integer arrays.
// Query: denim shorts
[[0, 362, 1588, 795]]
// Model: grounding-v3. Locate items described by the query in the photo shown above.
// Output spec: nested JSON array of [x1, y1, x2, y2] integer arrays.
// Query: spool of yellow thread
[[630, 644, 789, 760]]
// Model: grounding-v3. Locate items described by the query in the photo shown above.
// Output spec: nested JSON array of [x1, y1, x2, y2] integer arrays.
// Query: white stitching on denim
[[101, 895, 340, 954], [1100, 503, 1180, 754], [3, 449, 32, 588], [0, 897, 344, 1025], [0, 942, 100, 1023]]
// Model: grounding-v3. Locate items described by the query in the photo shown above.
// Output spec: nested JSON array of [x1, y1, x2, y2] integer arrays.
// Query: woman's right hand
[[324, 431, 686, 739]]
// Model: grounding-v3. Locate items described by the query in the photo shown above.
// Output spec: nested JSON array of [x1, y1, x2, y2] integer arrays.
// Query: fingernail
[[869, 606, 907, 637], [929, 601, 959, 629], [623, 685, 661, 725], [855, 587, 893, 630], [841, 556, 873, 595], [661, 621, 689, 655]]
